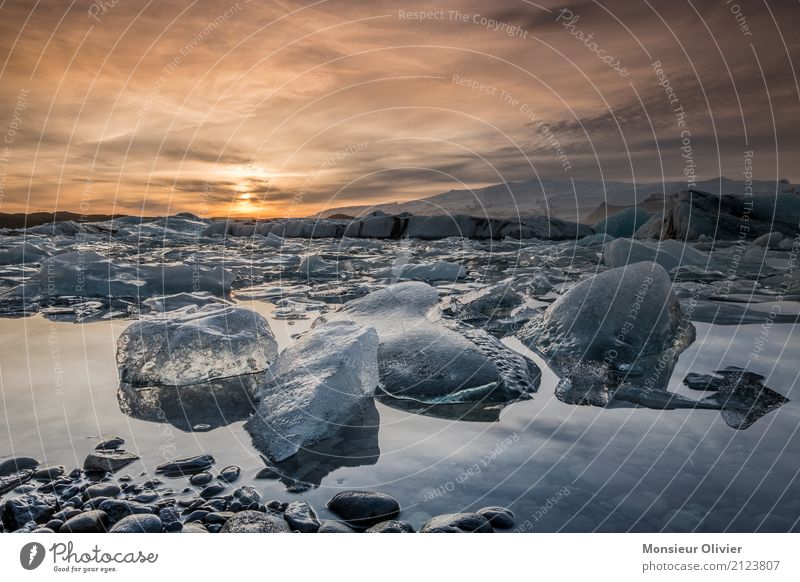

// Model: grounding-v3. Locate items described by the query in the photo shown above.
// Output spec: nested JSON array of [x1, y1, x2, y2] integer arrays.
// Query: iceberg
[[116, 304, 278, 387], [245, 321, 379, 462], [325, 282, 540, 402], [8, 251, 233, 301]]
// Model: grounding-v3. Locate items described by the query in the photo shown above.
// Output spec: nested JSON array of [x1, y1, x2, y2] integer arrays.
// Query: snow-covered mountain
[[321, 177, 795, 223]]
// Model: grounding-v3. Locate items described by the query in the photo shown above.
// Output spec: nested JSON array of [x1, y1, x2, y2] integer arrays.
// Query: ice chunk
[[603, 238, 714, 272], [245, 321, 379, 462], [593, 207, 652, 238], [116, 304, 278, 387], [142, 292, 230, 313], [10, 251, 233, 301], [296, 254, 341, 278], [326, 282, 540, 402], [373, 261, 465, 281], [0, 240, 51, 265], [263, 232, 284, 248], [519, 261, 692, 364]]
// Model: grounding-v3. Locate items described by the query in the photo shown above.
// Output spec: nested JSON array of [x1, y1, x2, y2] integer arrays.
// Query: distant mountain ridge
[[320, 177, 795, 224]]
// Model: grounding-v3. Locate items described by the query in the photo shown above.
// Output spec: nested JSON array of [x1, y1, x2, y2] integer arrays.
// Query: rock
[[184, 510, 209, 523], [220, 510, 290, 533], [83, 450, 139, 473], [116, 305, 278, 387], [182, 522, 208, 533], [109, 514, 162, 533], [98, 499, 153, 523], [218, 465, 241, 484], [421, 513, 493, 533], [327, 491, 400, 528], [327, 282, 540, 402], [477, 506, 515, 529], [0, 456, 39, 476], [155, 454, 215, 477], [366, 519, 415, 533], [245, 321, 380, 462], [32, 465, 65, 482], [59, 509, 109, 533], [85, 483, 121, 499], [594, 207, 652, 238], [283, 501, 320, 532], [189, 472, 213, 486], [158, 506, 181, 526], [0, 469, 34, 496], [199, 483, 226, 499], [317, 520, 356, 533], [232, 486, 261, 507], [2, 492, 58, 530], [603, 238, 714, 271], [519, 262, 693, 364], [94, 436, 125, 450], [204, 511, 233, 525]]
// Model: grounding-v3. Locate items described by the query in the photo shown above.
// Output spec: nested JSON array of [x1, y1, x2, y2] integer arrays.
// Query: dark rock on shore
[[327, 491, 401, 528], [155, 454, 215, 477], [421, 513, 494, 533], [98, 499, 153, 523], [189, 472, 213, 486], [219, 510, 290, 533], [199, 483, 226, 499], [366, 520, 415, 533], [218, 466, 241, 483], [85, 483, 121, 499], [0, 469, 34, 496], [317, 520, 356, 533], [0, 456, 39, 476], [477, 506, 514, 529], [95, 436, 126, 450], [283, 501, 320, 532], [60, 509, 109, 533], [83, 450, 139, 473], [2, 492, 58, 530], [32, 465, 65, 482], [110, 514, 162, 533]]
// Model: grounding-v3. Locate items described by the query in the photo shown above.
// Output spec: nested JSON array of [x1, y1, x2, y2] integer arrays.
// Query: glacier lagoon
[[0, 216, 798, 532]]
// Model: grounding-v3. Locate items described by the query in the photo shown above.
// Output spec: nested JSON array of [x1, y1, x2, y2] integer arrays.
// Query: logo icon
[[20, 542, 46, 570]]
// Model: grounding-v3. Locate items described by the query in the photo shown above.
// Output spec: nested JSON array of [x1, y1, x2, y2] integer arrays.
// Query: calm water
[[1, 302, 798, 532]]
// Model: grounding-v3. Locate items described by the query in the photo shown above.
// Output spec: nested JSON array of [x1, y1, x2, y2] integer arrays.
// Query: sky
[[0, 0, 798, 218]]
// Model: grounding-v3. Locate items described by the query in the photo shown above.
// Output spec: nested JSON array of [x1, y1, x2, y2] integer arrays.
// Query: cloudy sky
[[0, 0, 798, 217]]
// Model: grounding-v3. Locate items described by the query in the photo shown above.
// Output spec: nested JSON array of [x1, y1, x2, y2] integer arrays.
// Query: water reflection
[[117, 373, 263, 432], [252, 401, 380, 492]]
